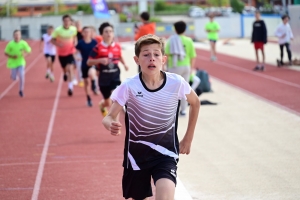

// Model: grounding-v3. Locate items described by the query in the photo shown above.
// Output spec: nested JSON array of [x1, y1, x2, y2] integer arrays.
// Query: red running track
[[195, 48, 300, 116], [0, 40, 299, 200]]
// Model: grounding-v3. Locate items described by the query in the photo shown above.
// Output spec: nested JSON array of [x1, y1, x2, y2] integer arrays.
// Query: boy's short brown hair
[[135, 34, 165, 56]]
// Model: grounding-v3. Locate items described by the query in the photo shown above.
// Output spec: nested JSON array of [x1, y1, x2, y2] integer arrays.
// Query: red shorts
[[254, 42, 264, 50]]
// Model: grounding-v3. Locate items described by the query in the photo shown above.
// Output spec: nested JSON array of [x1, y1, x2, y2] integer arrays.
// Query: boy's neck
[[14, 39, 20, 42], [84, 37, 92, 43], [141, 71, 164, 89]]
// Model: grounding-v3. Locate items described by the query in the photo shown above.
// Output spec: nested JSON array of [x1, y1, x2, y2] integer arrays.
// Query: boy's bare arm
[[102, 101, 124, 136], [180, 90, 200, 155], [87, 57, 109, 66]]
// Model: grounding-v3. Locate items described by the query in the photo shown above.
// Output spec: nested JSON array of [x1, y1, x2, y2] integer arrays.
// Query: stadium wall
[[193, 14, 282, 40], [288, 5, 300, 57]]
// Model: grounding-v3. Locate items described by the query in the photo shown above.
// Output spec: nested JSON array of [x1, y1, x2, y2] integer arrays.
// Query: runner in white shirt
[[275, 15, 294, 66], [40, 25, 56, 82]]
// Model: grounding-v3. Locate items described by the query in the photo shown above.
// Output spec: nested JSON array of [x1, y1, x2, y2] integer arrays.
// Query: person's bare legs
[[66, 64, 74, 95], [155, 178, 175, 200], [255, 49, 259, 66], [210, 41, 217, 61]]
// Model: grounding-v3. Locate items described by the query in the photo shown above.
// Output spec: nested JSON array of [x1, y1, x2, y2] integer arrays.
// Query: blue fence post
[[240, 14, 244, 38]]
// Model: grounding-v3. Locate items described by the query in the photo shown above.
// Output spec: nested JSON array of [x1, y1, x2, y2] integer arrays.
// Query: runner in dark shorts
[[87, 22, 129, 116], [75, 26, 98, 107]]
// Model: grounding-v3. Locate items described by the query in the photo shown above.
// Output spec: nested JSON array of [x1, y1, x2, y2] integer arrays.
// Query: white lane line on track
[[31, 73, 63, 200], [175, 177, 193, 200], [0, 53, 43, 100], [198, 56, 300, 89]]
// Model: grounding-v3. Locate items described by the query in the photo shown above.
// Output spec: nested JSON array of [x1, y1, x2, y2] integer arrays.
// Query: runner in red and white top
[[40, 25, 56, 82], [87, 22, 129, 116]]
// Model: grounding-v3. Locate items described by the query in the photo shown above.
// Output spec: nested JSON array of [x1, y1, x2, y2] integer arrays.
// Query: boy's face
[[255, 12, 260, 20], [134, 43, 166, 74], [47, 28, 53, 35], [102, 26, 114, 42], [82, 28, 91, 39], [63, 17, 72, 28], [283, 17, 289, 24], [14, 31, 21, 41]]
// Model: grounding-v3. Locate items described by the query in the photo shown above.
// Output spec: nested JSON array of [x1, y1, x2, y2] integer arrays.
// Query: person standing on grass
[[75, 26, 99, 107], [134, 11, 156, 72], [251, 11, 267, 71], [275, 15, 294, 67], [102, 34, 200, 200], [205, 13, 220, 61], [165, 20, 197, 116], [87, 22, 129, 116], [4, 30, 31, 97], [40, 25, 56, 82], [51, 14, 77, 97]]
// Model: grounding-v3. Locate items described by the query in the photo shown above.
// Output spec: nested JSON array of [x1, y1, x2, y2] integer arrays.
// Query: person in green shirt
[[4, 30, 31, 97], [205, 13, 220, 61], [165, 20, 197, 116]]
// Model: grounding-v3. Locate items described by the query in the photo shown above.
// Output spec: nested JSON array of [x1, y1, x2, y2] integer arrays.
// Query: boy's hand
[[179, 138, 192, 155], [11, 55, 18, 59], [99, 58, 109, 65], [110, 121, 122, 136], [124, 64, 129, 71]]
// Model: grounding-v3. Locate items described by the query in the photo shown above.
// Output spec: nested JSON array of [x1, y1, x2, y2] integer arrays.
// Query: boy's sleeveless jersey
[[111, 72, 191, 170]]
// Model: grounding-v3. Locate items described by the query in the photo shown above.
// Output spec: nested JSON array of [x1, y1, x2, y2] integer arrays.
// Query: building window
[[40, 25, 48, 37], [21, 25, 29, 39], [35, 7, 43, 11], [18, 7, 28, 12]]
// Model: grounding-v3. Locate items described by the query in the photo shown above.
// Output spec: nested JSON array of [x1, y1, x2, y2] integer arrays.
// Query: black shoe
[[260, 66, 265, 71], [87, 99, 93, 107], [253, 66, 260, 71], [19, 91, 23, 97], [45, 73, 49, 79], [68, 89, 73, 96], [63, 74, 68, 82]]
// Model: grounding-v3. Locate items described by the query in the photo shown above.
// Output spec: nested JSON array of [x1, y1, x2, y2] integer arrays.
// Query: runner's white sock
[[68, 82, 73, 90]]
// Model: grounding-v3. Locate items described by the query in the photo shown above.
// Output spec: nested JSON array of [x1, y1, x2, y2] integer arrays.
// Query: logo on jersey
[[136, 92, 143, 97]]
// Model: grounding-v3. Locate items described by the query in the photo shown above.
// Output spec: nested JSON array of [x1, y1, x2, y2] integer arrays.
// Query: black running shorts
[[58, 54, 74, 69], [44, 54, 55, 63], [99, 80, 120, 99], [122, 159, 177, 200]]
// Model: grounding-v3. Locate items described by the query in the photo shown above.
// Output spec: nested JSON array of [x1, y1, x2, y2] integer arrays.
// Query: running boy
[[102, 34, 200, 200], [51, 14, 77, 96], [251, 11, 267, 71], [87, 22, 129, 116], [40, 25, 56, 81], [275, 15, 294, 66], [5, 30, 31, 97], [205, 13, 220, 61], [75, 26, 98, 107]]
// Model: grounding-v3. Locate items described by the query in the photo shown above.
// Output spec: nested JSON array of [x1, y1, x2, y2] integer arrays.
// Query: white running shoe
[[72, 79, 78, 85]]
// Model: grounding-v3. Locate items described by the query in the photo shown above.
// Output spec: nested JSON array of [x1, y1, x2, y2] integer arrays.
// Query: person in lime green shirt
[[4, 30, 31, 97], [165, 20, 197, 116], [205, 13, 220, 61]]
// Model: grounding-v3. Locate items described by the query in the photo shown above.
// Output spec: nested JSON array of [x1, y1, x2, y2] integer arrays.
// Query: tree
[[207, 0, 230, 7], [230, 0, 244, 13], [0, 1, 17, 17]]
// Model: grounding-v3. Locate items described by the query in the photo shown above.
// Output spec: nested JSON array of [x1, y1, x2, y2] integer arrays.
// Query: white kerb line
[[175, 176, 193, 200], [0, 53, 43, 100], [198, 56, 300, 89], [31, 73, 63, 200]]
